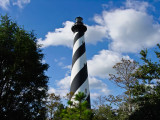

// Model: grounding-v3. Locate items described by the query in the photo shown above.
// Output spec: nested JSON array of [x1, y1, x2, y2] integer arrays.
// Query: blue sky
[[1, 0, 160, 103]]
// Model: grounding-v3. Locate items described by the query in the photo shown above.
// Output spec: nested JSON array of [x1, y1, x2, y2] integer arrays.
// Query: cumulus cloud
[[48, 0, 160, 100], [48, 87, 56, 94], [48, 87, 69, 97], [0, 0, 10, 10], [85, 25, 107, 44], [49, 49, 132, 98], [48, 76, 70, 97], [48, 75, 110, 99], [38, 21, 107, 48], [57, 76, 71, 90], [38, 21, 74, 48], [49, 50, 132, 99], [88, 50, 130, 78], [39, 0, 160, 53], [89, 76, 110, 99], [93, 0, 160, 53], [96, 9, 160, 53], [61, 49, 131, 79]]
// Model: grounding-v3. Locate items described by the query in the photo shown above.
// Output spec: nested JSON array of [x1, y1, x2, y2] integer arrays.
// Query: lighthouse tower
[[70, 17, 90, 106]]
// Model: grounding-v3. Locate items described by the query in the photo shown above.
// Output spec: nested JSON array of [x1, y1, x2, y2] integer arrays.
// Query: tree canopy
[[129, 46, 160, 120], [0, 15, 49, 120]]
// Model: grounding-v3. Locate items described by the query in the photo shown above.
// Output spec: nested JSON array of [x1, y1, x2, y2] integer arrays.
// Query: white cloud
[[85, 25, 107, 44], [0, 0, 10, 10], [48, 87, 56, 94], [48, 0, 160, 101], [38, 21, 107, 48], [94, 2, 160, 53], [57, 76, 71, 89], [89, 76, 109, 92], [62, 50, 131, 79], [38, 21, 74, 48], [52, 50, 130, 99], [54, 57, 70, 69], [125, 0, 150, 12], [48, 74, 110, 99], [48, 87, 69, 97], [63, 65, 71, 70], [90, 92, 100, 99], [88, 50, 130, 78], [48, 76, 70, 97], [89, 76, 110, 99], [13, 0, 30, 8], [0, 0, 30, 10], [39, 1, 160, 53], [55, 75, 110, 94]]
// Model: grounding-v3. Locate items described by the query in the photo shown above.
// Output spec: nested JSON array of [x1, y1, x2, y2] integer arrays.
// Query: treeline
[[0, 15, 160, 120], [47, 54, 160, 120]]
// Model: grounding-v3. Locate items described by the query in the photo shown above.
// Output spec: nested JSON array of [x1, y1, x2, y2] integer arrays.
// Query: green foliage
[[52, 104, 64, 120], [93, 105, 118, 120], [129, 99, 160, 120], [60, 92, 93, 120], [92, 95, 129, 120], [130, 45, 160, 119], [46, 93, 61, 120], [67, 100, 73, 107], [74, 92, 86, 104], [0, 15, 49, 120], [58, 45, 160, 120]]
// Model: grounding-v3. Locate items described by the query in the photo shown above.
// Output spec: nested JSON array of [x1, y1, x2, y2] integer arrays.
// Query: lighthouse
[[70, 17, 90, 106]]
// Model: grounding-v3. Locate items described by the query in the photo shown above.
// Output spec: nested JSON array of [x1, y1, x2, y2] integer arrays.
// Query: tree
[[93, 105, 117, 120], [60, 92, 93, 120], [0, 15, 49, 120], [105, 94, 122, 107], [128, 100, 160, 120], [109, 59, 138, 114], [129, 46, 160, 120], [53, 104, 64, 120], [92, 96, 118, 120], [46, 93, 61, 120]]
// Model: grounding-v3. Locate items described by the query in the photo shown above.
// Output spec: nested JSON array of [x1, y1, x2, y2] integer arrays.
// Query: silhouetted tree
[[0, 15, 49, 120], [129, 46, 160, 120]]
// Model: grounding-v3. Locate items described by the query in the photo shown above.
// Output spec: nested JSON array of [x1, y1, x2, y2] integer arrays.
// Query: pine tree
[[60, 92, 93, 120], [129, 46, 160, 120]]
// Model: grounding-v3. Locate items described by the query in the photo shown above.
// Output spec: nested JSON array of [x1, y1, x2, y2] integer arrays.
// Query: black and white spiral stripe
[[70, 29, 90, 105]]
